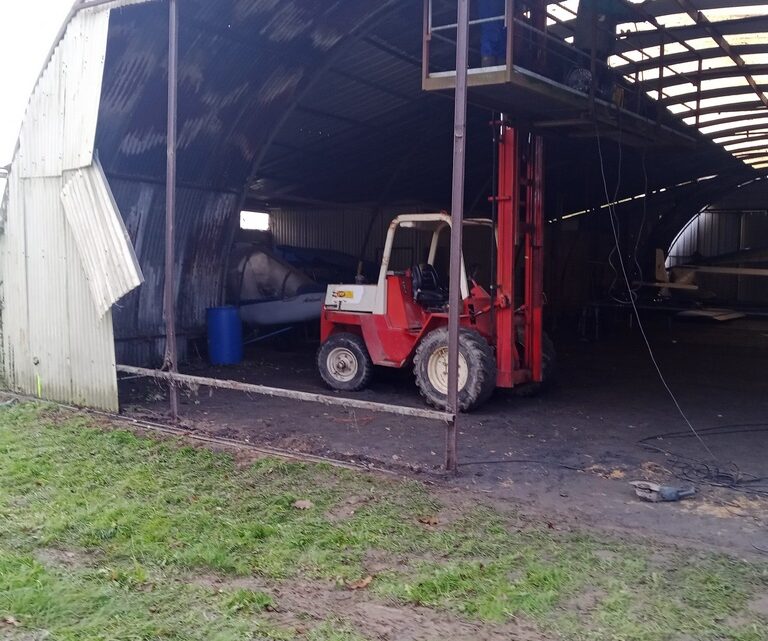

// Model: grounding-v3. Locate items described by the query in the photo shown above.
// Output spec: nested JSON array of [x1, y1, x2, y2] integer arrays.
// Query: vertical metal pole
[[656, 36, 666, 125], [531, 0, 548, 73], [589, 3, 597, 112], [445, 0, 470, 474], [422, 0, 432, 86], [506, 0, 515, 79], [695, 56, 703, 128], [164, 0, 180, 421]]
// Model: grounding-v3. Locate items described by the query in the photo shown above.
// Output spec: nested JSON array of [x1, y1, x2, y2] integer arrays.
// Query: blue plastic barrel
[[207, 306, 243, 365]]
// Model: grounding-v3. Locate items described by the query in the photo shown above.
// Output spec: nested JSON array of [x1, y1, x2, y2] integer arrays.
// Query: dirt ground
[[119, 314, 768, 558], [188, 573, 548, 641]]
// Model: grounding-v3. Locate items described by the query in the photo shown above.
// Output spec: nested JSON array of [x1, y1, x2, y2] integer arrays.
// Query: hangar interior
[[1, 0, 768, 502]]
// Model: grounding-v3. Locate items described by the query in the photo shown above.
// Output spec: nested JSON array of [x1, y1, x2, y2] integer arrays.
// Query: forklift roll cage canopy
[[379, 213, 494, 303]]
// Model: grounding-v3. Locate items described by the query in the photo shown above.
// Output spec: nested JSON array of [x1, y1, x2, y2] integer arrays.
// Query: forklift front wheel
[[317, 333, 373, 392], [414, 328, 496, 412]]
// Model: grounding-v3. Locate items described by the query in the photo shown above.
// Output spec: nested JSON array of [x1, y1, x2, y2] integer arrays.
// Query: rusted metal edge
[[116, 365, 455, 423]]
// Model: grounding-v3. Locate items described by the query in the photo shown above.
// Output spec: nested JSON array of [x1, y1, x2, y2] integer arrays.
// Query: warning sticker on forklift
[[330, 286, 365, 304]]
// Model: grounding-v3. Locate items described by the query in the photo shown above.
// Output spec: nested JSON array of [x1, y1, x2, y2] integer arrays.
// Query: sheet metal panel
[[108, 178, 239, 365], [0, 176, 120, 410], [16, 8, 111, 178], [61, 160, 143, 317], [0, 3, 127, 410], [270, 204, 432, 266], [64, 221, 120, 410], [0, 172, 33, 394]]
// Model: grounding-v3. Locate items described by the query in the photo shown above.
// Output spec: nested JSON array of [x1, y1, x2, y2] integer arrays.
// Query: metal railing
[[422, 0, 710, 129]]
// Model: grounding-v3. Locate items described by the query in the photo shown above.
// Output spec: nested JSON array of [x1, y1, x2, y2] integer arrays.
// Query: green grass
[[1, 402, 767, 641]]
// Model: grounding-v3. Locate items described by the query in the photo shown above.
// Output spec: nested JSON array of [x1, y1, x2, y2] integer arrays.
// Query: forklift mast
[[494, 123, 544, 386]]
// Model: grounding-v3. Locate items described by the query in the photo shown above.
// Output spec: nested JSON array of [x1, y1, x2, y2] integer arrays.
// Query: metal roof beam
[[674, 0, 768, 110], [614, 15, 768, 54], [693, 109, 768, 128], [637, 64, 768, 90], [733, 149, 768, 158], [544, 5, 639, 70], [548, 1, 701, 60], [647, 0, 768, 16], [684, 98, 768, 117], [727, 140, 768, 151], [701, 117, 768, 137], [662, 83, 768, 105], [614, 43, 768, 73]]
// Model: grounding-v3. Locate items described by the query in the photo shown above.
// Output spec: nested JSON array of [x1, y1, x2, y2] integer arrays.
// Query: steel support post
[[505, 0, 515, 76], [695, 57, 703, 128], [445, 0, 470, 474], [164, 0, 180, 421], [657, 37, 666, 125]]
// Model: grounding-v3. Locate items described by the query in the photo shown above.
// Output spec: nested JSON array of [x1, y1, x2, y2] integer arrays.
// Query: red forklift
[[317, 125, 552, 411]]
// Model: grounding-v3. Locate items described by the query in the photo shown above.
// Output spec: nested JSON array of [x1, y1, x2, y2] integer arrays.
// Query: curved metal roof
[[93, 0, 763, 213], [548, 0, 768, 172]]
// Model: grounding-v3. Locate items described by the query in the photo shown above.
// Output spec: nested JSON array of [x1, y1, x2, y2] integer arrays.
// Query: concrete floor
[[120, 315, 768, 555]]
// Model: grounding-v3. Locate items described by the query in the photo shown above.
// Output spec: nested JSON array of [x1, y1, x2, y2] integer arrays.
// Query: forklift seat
[[411, 264, 447, 306]]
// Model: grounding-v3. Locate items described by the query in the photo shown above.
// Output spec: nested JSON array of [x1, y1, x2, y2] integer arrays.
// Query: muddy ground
[[119, 315, 768, 558]]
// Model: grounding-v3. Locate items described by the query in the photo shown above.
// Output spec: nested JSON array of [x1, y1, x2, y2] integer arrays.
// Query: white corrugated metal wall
[[0, 4, 144, 410]]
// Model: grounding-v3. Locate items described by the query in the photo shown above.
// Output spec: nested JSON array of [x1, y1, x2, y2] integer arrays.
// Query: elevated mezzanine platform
[[421, 0, 702, 148]]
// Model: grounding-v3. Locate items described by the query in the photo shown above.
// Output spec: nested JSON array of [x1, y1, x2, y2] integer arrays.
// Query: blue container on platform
[[207, 306, 243, 365]]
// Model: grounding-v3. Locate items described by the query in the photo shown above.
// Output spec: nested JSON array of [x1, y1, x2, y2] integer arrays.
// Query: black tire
[[413, 328, 496, 412], [513, 329, 557, 397], [317, 333, 373, 392]]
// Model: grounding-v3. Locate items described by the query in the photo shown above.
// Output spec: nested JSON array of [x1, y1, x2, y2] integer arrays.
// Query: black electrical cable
[[458, 458, 584, 471], [639, 428, 768, 493], [595, 126, 719, 462], [639, 423, 768, 488], [640, 423, 768, 442]]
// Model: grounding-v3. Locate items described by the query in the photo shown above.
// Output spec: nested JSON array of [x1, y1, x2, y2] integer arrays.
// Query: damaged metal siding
[[61, 159, 144, 317]]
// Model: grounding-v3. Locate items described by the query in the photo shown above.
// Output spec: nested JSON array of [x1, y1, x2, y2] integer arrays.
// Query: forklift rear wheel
[[413, 328, 496, 412], [317, 333, 373, 392]]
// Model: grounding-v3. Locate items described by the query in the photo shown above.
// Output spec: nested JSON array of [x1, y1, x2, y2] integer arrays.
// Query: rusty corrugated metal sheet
[[95, 0, 403, 191], [108, 178, 239, 366]]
